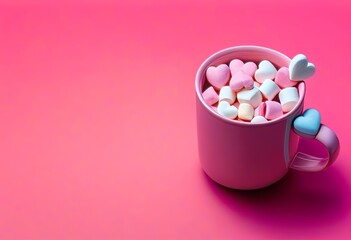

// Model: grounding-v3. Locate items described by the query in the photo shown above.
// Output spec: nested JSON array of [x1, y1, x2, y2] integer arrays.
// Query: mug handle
[[289, 108, 340, 172]]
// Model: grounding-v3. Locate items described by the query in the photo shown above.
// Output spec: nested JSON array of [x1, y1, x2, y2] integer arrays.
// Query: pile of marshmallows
[[202, 54, 315, 123]]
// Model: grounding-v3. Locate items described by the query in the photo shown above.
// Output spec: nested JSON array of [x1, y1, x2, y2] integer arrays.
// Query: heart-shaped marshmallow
[[255, 60, 277, 83], [217, 101, 238, 119], [293, 108, 321, 137], [275, 67, 297, 88], [251, 116, 268, 124], [289, 54, 316, 80], [206, 64, 230, 89], [229, 59, 244, 76], [230, 59, 257, 77], [230, 70, 254, 92], [241, 62, 257, 77]]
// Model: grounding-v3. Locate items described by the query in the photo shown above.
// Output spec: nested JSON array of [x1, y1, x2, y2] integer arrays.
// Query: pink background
[[1, 0, 350, 239]]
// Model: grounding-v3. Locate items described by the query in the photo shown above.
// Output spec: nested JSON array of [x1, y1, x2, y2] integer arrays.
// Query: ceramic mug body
[[195, 46, 306, 190]]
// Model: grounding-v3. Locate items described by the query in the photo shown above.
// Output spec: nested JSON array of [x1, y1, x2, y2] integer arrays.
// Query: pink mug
[[195, 46, 340, 190]]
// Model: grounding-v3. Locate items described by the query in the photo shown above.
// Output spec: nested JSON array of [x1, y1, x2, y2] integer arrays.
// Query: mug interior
[[195, 46, 306, 126]]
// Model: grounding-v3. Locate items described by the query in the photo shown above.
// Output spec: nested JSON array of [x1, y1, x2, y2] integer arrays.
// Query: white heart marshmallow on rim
[[289, 54, 316, 81]]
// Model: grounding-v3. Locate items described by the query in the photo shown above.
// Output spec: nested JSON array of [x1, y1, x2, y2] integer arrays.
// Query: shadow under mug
[[195, 46, 340, 190]]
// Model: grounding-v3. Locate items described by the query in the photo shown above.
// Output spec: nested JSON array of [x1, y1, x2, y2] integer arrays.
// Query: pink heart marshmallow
[[241, 61, 257, 77], [275, 67, 297, 88], [229, 59, 244, 76], [206, 64, 230, 89], [230, 59, 257, 77], [230, 70, 254, 92]]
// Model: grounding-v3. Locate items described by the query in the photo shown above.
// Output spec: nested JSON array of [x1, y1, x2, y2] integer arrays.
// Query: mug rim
[[195, 45, 306, 127]]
